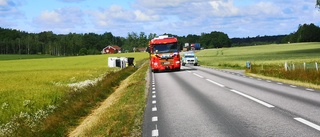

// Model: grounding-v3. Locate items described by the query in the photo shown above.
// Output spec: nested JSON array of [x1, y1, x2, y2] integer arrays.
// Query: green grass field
[[197, 42, 320, 68], [0, 54, 60, 61], [0, 53, 149, 131]]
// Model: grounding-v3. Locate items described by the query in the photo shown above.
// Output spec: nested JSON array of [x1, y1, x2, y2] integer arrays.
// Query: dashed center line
[[206, 79, 225, 87], [294, 118, 320, 131], [230, 89, 275, 108], [193, 73, 204, 78]]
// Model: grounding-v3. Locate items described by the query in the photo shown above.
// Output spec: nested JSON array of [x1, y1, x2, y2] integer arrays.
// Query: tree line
[[0, 28, 232, 55], [0, 23, 319, 55], [0, 29, 160, 55], [282, 23, 320, 43]]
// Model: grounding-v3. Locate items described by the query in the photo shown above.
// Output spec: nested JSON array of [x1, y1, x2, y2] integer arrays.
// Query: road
[[143, 65, 320, 137]]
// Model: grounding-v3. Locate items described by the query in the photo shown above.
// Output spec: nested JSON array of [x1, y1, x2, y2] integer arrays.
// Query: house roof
[[105, 45, 121, 50]]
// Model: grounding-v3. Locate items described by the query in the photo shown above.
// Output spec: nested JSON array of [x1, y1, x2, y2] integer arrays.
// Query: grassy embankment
[[0, 53, 149, 136], [69, 60, 149, 137], [196, 42, 320, 88]]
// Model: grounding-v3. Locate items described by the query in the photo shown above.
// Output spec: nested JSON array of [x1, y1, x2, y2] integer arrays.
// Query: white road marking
[[206, 79, 225, 87], [152, 91, 156, 94], [266, 80, 272, 83], [294, 118, 320, 131], [277, 82, 283, 85], [152, 106, 157, 111], [290, 85, 297, 88], [306, 88, 315, 91], [152, 125, 159, 137], [152, 85, 155, 87], [187, 71, 192, 73], [230, 89, 275, 108], [152, 100, 156, 104], [193, 73, 204, 78], [152, 95, 156, 98], [152, 87, 156, 90], [152, 116, 158, 122], [257, 79, 262, 81]]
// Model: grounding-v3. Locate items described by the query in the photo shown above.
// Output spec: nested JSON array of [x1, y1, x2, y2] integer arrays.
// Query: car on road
[[182, 52, 198, 66]]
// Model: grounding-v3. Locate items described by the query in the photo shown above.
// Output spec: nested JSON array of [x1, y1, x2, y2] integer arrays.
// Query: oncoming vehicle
[[148, 35, 181, 72], [182, 52, 198, 66]]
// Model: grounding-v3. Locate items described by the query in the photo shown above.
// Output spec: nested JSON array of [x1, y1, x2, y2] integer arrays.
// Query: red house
[[102, 45, 122, 54]]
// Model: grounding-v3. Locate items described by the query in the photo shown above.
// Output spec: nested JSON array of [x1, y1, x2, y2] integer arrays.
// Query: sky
[[0, 0, 319, 38]]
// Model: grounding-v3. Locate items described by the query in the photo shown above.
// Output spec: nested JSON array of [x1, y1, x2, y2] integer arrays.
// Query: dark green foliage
[[231, 35, 286, 46], [283, 23, 320, 43], [78, 48, 87, 55]]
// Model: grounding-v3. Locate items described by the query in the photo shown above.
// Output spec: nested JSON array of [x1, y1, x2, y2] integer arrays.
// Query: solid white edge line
[[294, 117, 320, 131], [230, 89, 275, 108], [193, 73, 204, 78], [206, 79, 225, 87]]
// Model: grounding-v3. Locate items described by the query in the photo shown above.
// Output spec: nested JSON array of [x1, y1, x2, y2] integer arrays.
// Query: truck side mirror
[[146, 47, 151, 54]]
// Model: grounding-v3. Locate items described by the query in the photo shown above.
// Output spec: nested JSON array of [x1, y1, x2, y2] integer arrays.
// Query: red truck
[[148, 35, 181, 72]]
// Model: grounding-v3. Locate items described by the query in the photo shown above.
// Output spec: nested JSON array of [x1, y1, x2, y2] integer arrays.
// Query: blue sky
[[0, 0, 319, 38]]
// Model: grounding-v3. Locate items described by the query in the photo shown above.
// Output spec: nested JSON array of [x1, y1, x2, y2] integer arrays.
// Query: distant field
[[0, 53, 149, 126], [196, 42, 320, 68], [0, 54, 59, 60]]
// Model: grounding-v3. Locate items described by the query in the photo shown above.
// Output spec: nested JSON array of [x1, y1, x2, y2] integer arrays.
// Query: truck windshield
[[152, 43, 178, 53]]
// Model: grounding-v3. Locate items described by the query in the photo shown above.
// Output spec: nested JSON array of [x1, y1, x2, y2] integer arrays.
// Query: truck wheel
[[194, 63, 198, 66], [182, 63, 185, 66]]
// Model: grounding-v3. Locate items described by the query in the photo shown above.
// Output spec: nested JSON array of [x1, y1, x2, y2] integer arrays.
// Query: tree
[[317, 0, 320, 9]]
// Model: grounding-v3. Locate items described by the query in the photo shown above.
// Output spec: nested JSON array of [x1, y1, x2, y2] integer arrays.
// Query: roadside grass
[[196, 42, 320, 88], [69, 61, 149, 137], [0, 53, 149, 136]]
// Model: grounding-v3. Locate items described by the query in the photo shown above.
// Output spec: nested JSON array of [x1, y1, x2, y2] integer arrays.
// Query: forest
[[0, 23, 319, 56]]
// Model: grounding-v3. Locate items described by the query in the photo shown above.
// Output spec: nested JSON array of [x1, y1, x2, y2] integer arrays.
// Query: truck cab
[[149, 35, 181, 72], [182, 52, 198, 66]]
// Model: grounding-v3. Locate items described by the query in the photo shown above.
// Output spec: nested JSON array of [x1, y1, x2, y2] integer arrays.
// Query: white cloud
[[0, 0, 8, 6], [209, 0, 239, 17], [38, 11, 62, 23], [32, 7, 85, 33], [134, 10, 159, 21], [1, 0, 320, 37]]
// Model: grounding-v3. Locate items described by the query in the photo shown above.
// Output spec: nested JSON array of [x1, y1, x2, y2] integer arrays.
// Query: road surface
[[143, 65, 320, 137]]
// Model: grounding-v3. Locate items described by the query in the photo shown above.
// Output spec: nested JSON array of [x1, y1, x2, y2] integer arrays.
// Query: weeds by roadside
[[248, 64, 320, 85]]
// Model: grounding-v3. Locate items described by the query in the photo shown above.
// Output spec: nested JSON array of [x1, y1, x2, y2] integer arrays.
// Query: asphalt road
[[143, 65, 320, 137]]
